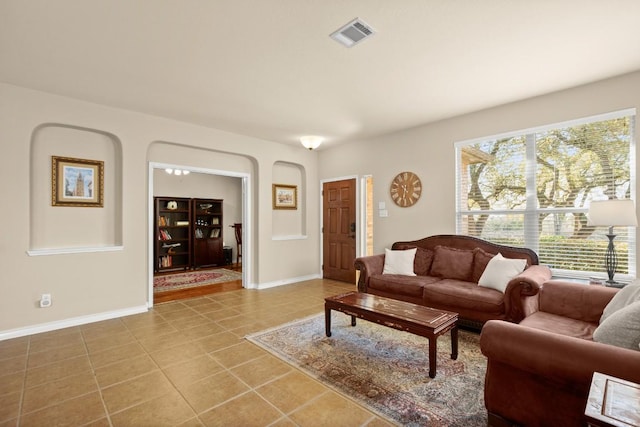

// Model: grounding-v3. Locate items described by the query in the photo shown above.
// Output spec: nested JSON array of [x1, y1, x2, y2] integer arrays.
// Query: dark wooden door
[[323, 179, 357, 283]]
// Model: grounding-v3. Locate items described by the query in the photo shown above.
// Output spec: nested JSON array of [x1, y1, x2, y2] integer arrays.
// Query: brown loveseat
[[354, 235, 552, 327], [481, 280, 640, 427]]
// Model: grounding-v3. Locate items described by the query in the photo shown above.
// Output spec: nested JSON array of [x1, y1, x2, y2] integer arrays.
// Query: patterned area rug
[[247, 313, 487, 427], [153, 269, 242, 293]]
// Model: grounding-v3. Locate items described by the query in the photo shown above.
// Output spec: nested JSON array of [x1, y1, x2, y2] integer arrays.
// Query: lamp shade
[[300, 136, 323, 150], [587, 199, 638, 227]]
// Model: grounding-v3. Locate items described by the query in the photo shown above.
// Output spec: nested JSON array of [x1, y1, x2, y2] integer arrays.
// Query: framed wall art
[[272, 184, 297, 210], [51, 156, 104, 207]]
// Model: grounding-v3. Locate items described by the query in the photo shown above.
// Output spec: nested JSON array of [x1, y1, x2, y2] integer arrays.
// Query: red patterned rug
[[153, 269, 242, 293], [246, 313, 486, 426]]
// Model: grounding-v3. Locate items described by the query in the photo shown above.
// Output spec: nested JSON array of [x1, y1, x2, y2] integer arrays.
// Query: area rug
[[246, 313, 486, 427], [153, 269, 242, 293]]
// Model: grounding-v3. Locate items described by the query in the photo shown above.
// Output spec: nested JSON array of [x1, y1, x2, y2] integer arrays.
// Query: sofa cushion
[[478, 253, 527, 293], [368, 274, 438, 298], [599, 282, 640, 323], [382, 248, 416, 276], [395, 245, 434, 276], [422, 279, 504, 314], [472, 248, 495, 282], [430, 246, 475, 281], [415, 248, 434, 276], [520, 311, 597, 340], [593, 300, 640, 350]]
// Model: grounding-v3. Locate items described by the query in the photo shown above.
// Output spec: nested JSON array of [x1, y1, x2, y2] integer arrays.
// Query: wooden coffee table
[[324, 291, 458, 378]]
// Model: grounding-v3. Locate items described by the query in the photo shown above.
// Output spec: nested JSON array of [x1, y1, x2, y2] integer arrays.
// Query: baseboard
[[0, 304, 148, 341], [253, 273, 322, 289]]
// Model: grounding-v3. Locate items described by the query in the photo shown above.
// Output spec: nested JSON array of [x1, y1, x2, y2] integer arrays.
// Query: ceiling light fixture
[[165, 168, 190, 176], [300, 136, 323, 150]]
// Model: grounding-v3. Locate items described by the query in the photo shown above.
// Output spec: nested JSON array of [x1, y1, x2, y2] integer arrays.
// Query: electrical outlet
[[40, 294, 52, 308]]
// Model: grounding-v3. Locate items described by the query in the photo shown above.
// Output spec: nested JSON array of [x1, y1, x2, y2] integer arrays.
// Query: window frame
[[455, 108, 637, 281]]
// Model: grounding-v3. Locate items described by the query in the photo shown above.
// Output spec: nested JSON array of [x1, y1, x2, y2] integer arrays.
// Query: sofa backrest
[[391, 234, 539, 266]]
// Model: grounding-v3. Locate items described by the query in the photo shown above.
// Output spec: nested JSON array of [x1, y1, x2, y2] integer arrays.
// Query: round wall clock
[[390, 171, 422, 207]]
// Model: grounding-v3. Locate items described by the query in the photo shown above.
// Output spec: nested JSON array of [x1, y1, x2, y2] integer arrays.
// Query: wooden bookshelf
[[154, 197, 192, 272], [154, 197, 225, 272], [192, 198, 224, 268]]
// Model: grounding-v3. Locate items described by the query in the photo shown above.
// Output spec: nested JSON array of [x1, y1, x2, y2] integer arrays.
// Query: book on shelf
[[158, 229, 173, 240], [175, 220, 189, 226], [211, 217, 220, 225], [162, 243, 181, 248], [159, 255, 173, 268], [210, 228, 220, 238]]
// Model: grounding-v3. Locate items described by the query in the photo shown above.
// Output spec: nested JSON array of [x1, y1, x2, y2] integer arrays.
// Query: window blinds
[[455, 109, 636, 279]]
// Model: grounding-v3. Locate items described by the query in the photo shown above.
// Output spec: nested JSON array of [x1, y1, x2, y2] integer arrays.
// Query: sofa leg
[[487, 412, 520, 427]]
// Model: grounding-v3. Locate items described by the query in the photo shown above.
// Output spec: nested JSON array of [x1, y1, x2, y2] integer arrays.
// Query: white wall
[[319, 71, 640, 271], [0, 83, 320, 338]]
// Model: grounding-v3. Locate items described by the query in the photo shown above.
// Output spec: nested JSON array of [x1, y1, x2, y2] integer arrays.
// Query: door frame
[[148, 162, 251, 308], [320, 175, 368, 278]]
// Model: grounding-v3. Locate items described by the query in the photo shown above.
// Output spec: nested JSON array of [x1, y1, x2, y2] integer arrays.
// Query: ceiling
[[2, 1, 640, 150]]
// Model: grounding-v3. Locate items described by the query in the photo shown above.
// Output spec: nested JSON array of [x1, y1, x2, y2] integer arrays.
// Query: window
[[456, 109, 636, 279]]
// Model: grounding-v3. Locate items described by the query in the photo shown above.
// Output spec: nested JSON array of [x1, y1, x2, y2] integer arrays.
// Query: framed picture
[[272, 184, 297, 210], [51, 156, 104, 207]]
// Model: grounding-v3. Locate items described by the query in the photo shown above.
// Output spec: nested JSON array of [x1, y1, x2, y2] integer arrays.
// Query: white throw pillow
[[478, 253, 527, 293], [593, 301, 640, 351], [382, 248, 417, 276], [599, 282, 640, 324]]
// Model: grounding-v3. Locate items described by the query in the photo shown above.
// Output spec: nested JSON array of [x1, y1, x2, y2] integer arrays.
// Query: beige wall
[[0, 83, 320, 338], [319, 71, 640, 264], [3, 70, 640, 338]]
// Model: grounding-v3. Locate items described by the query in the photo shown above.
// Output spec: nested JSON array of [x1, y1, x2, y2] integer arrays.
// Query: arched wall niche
[[272, 160, 305, 238], [29, 123, 123, 252]]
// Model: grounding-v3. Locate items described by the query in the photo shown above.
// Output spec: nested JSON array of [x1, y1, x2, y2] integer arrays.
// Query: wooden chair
[[230, 223, 242, 267]]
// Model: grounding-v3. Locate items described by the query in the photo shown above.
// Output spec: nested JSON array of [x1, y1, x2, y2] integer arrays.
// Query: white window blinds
[[455, 109, 636, 280]]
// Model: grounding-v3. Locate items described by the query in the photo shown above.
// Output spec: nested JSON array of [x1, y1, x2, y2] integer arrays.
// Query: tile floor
[[0, 279, 394, 427]]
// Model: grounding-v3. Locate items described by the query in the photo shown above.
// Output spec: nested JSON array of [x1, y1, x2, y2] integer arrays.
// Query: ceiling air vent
[[330, 18, 376, 48]]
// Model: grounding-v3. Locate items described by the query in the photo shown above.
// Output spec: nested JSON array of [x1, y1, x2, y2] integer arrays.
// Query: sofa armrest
[[481, 320, 640, 390], [538, 280, 618, 323], [503, 264, 551, 322], [480, 320, 640, 426], [354, 254, 385, 292]]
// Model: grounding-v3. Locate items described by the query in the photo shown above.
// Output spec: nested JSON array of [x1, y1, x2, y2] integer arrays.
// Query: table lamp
[[587, 199, 638, 287]]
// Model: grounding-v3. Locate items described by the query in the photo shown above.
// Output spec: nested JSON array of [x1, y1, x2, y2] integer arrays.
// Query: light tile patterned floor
[[0, 279, 394, 427]]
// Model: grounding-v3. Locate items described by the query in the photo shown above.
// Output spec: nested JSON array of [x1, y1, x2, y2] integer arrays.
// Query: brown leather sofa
[[480, 280, 640, 427], [354, 235, 552, 327]]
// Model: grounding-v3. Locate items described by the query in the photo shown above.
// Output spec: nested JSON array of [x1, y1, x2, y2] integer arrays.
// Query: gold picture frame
[[52, 156, 104, 207], [272, 184, 297, 210]]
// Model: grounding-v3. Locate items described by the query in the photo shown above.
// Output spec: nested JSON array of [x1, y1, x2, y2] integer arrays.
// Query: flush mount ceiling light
[[165, 168, 190, 176], [300, 135, 323, 150], [330, 18, 375, 48]]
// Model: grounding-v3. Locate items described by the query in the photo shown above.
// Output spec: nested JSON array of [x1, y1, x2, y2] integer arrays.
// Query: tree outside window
[[457, 112, 635, 278]]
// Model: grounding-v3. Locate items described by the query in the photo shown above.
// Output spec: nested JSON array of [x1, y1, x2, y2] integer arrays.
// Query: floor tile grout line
[[120, 310, 224, 422], [9, 281, 365, 426], [14, 336, 31, 427], [99, 320, 200, 424], [19, 333, 96, 416], [81, 325, 113, 426]]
